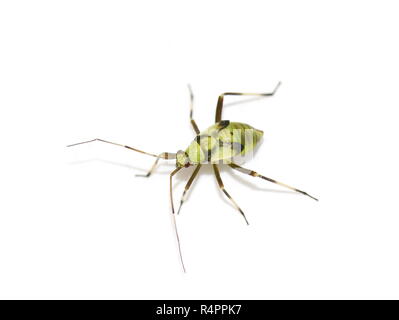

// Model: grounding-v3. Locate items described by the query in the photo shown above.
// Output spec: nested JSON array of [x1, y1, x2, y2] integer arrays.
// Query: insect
[[68, 82, 318, 272]]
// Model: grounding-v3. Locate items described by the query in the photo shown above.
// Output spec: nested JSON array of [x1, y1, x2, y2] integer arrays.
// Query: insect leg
[[135, 152, 177, 178], [177, 164, 202, 215], [212, 164, 249, 225], [170, 167, 186, 272], [215, 82, 281, 122], [188, 84, 200, 134], [229, 163, 318, 201]]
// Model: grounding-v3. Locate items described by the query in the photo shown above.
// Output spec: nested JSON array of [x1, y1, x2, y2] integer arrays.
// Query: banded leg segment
[[229, 163, 318, 201], [136, 152, 176, 178], [188, 84, 200, 134], [169, 167, 186, 272], [177, 164, 202, 215], [212, 164, 249, 225], [215, 82, 281, 122]]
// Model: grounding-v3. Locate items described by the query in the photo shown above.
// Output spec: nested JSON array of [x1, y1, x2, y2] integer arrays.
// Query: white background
[[1, 1, 398, 299]]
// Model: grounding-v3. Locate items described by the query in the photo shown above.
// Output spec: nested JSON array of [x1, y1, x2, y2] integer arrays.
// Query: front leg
[[136, 152, 176, 178]]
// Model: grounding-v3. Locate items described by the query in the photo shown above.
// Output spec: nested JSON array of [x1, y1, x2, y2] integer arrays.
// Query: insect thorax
[[183, 121, 263, 165]]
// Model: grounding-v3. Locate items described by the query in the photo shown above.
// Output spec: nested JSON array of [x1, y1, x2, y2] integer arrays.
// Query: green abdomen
[[185, 121, 263, 164]]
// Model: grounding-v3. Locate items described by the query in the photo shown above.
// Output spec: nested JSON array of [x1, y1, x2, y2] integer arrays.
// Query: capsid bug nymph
[[68, 82, 318, 272]]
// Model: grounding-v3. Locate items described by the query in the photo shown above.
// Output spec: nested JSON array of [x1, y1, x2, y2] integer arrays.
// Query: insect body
[[68, 82, 318, 272], [177, 121, 263, 167]]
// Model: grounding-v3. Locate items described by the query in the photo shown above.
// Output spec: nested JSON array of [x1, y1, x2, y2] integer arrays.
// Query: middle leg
[[212, 164, 249, 225]]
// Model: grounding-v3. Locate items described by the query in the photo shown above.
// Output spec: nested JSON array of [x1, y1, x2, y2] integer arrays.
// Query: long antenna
[[67, 138, 159, 158], [170, 167, 186, 273], [172, 213, 186, 273]]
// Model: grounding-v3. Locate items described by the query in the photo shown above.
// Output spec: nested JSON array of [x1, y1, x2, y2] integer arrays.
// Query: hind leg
[[229, 163, 318, 201], [215, 82, 281, 122]]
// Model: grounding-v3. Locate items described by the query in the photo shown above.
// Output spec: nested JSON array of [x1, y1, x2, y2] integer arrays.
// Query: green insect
[[68, 82, 318, 272]]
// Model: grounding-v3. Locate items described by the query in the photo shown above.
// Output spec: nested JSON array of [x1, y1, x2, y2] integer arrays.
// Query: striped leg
[[170, 167, 186, 272], [188, 84, 200, 134], [212, 164, 249, 225], [215, 82, 281, 122], [136, 152, 176, 178], [229, 163, 318, 201], [177, 164, 202, 215]]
